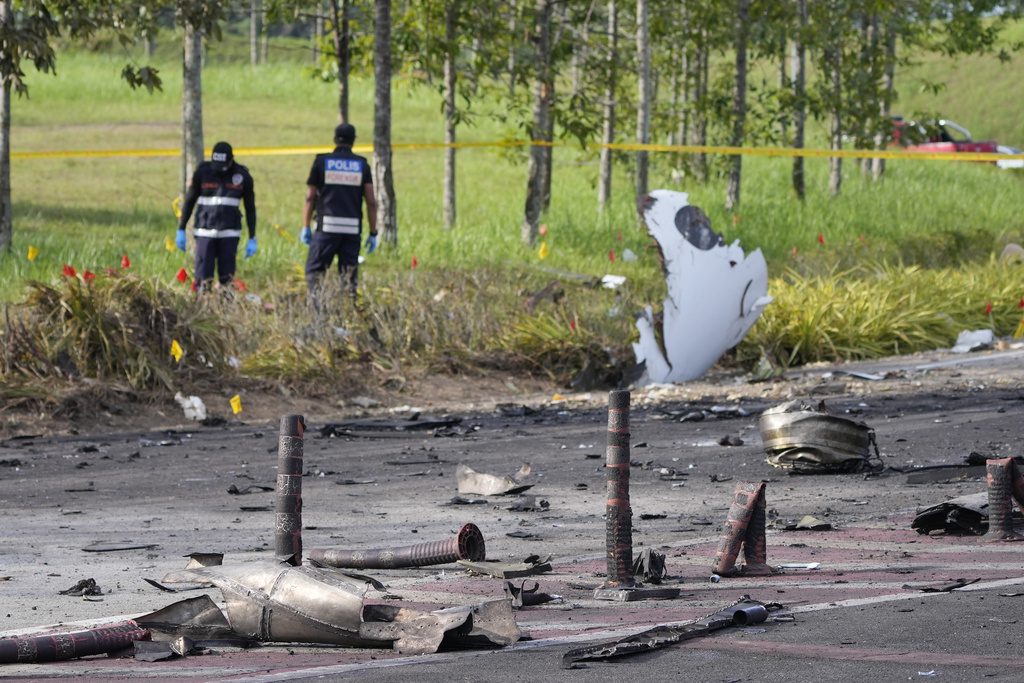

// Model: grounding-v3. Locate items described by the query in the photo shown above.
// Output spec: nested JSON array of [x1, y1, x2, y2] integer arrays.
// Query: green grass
[[3, 32, 1024, 393]]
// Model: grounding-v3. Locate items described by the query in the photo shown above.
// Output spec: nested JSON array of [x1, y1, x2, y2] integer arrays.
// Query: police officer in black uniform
[[176, 141, 257, 289], [301, 123, 377, 306]]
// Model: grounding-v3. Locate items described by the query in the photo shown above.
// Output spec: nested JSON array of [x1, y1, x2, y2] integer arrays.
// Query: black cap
[[211, 141, 233, 171], [334, 123, 356, 145]]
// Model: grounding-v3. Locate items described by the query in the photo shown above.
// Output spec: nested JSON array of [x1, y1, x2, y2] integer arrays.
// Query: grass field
[[2, 32, 1024, 394]]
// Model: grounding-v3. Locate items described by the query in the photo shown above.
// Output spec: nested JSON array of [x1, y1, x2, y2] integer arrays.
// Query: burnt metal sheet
[[632, 548, 668, 584], [912, 492, 991, 535], [456, 463, 534, 496], [321, 416, 463, 437], [308, 523, 486, 569], [561, 597, 771, 668]]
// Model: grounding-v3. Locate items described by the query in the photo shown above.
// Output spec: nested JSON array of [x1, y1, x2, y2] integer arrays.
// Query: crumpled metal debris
[[632, 191, 771, 384], [320, 415, 463, 438], [632, 548, 668, 584], [458, 555, 553, 579], [58, 578, 102, 596], [561, 597, 772, 668], [456, 463, 534, 496], [132, 637, 197, 662], [160, 560, 519, 654], [0, 621, 150, 664], [759, 399, 882, 473], [912, 492, 992, 535], [308, 523, 486, 569], [783, 515, 833, 531], [503, 580, 561, 608]]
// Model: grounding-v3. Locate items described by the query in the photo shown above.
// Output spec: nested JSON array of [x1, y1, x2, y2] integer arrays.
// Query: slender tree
[[251, 0, 262, 65], [634, 0, 650, 206], [374, 0, 397, 244], [597, 0, 617, 213], [442, 0, 459, 229], [521, 0, 552, 246], [181, 19, 203, 197], [724, 0, 750, 211], [791, 0, 807, 200]]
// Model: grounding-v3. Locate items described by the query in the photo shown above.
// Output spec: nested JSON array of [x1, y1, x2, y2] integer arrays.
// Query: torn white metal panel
[[633, 190, 771, 384]]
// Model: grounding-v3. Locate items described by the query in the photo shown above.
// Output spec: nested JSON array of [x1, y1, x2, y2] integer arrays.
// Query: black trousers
[[304, 232, 361, 302], [194, 236, 239, 287]]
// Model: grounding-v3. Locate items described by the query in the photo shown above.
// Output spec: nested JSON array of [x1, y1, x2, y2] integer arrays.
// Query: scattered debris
[[455, 463, 533, 496], [321, 416, 462, 437], [506, 530, 540, 540], [58, 578, 102, 596], [0, 622, 150, 663], [174, 393, 207, 422], [458, 555, 553, 579], [908, 578, 981, 593], [133, 637, 196, 662], [444, 496, 488, 506], [227, 484, 274, 495], [759, 399, 882, 473], [308, 523, 486, 569], [777, 562, 820, 570], [713, 482, 773, 577], [784, 515, 833, 531], [632, 548, 668, 584], [951, 329, 995, 354], [912, 492, 991, 536], [632, 191, 771, 384], [336, 478, 377, 486], [507, 495, 549, 512], [709, 473, 733, 483], [718, 435, 744, 447], [81, 542, 159, 553], [504, 580, 561, 608], [142, 578, 178, 593], [561, 597, 772, 668]]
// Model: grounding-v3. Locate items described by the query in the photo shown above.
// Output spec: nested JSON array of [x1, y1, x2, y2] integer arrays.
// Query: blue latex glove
[[245, 237, 258, 258], [175, 228, 187, 252], [364, 233, 378, 254], [300, 226, 312, 246]]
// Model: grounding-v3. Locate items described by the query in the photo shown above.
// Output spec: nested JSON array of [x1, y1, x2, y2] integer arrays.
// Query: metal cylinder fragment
[[276, 414, 306, 565], [603, 389, 635, 588], [1010, 459, 1024, 509], [0, 621, 150, 664], [713, 481, 771, 576], [308, 523, 486, 569], [983, 458, 1022, 542]]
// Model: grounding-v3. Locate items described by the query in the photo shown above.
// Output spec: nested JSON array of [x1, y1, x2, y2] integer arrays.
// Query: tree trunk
[[0, 2, 10, 254], [250, 0, 262, 66], [597, 0, 617, 212], [374, 0, 397, 245], [442, 0, 458, 229], [792, 0, 807, 201], [724, 0, 749, 212], [634, 0, 650, 207], [331, 0, 351, 123], [521, 0, 552, 246], [312, 1, 323, 64], [872, 16, 896, 180], [143, 32, 156, 58], [182, 22, 204, 199], [779, 37, 788, 143], [507, 0, 518, 98], [693, 35, 709, 182], [827, 43, 842, 197]]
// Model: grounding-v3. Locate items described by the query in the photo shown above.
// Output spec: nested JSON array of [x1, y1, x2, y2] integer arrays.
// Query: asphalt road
[[1, 346, 1023, 681]]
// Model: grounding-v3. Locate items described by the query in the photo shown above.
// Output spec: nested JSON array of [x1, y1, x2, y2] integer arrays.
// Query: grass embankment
[[1, 44, 1024, 406]]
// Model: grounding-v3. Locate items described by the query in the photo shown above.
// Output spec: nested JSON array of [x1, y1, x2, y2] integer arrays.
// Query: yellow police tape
[[10, 140, 1024, 163]]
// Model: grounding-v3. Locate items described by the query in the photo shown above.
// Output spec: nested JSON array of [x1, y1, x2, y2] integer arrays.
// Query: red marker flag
[[234, 278, 247, 292], [609, 249, 616, 262], [62, 264, 77, 278], [176, 268, 188, 283], [82, 270, 96, 283], [121, 254, 131, 269], [985, 301, 993, 315], [1018, 298, 1024, 310], [411, 255, 419, 269], [817, 233, 825, 245]]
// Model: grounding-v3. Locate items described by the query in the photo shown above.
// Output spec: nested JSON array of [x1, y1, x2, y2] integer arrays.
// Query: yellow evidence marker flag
[[172, 196, 183, 219], [538, 241, 550, 260], [230, 394, 243, 415], [26, 245, 39, 261], [170, 339, 184, 363], [165, 236, 176, 252]]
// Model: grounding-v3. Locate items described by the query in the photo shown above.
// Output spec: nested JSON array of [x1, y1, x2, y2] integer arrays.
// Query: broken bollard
[[983, 458, 1023, 542], [713, 481, 773, 576], [0, 621, 150, 664], [275, 415, 305, 565], [594, 390, 679, 601], [308, 523, 486, 569]]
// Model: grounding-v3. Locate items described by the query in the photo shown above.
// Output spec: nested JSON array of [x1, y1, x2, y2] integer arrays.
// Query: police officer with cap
[[176, 141, 257, 289], [301, 123, 377, 305]]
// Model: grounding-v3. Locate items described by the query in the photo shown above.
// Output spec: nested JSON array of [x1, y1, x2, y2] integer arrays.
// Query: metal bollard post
[[983, 457, 1022, 542], [275, 415, 306, 564], [603, 389, 635, 588], [713, 481, 772, 576]]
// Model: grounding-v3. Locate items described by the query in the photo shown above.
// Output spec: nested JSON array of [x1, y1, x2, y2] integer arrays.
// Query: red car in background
[[891, 117, 999, 154]]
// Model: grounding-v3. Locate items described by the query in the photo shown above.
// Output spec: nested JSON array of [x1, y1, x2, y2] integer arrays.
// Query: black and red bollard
[[983, 457, 1023, 542], [275, 415, 305, 565], [594, 390, 679, 601], [713, 481, 774, 577]]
